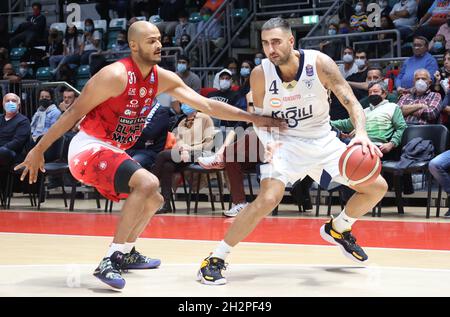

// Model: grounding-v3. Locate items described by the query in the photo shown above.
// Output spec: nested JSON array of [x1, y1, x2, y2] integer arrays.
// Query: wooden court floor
[[0, 198, 449, 297]]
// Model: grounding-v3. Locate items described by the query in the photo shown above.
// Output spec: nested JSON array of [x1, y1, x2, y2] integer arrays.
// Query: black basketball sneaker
[[320, 218, 368, 263], [122, 247, 161, 270], [93, 251, 126, 290], [197, 255, 227, 285]]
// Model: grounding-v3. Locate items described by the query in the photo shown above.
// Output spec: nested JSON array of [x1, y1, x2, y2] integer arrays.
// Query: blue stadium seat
[[10, 47, 27, 61], [50, 22, 67, 35], [36, 67, 52, 81], [109, 18, 127, 31], [232, 8, 249, 19], [189, 12, 201, 23], [76, 65, 91, 78]]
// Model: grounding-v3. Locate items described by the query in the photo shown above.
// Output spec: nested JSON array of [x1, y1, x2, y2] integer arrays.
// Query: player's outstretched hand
[[14, 147, 46, 184], [252, 115, 287, 130], [348, 133, 383, 158]]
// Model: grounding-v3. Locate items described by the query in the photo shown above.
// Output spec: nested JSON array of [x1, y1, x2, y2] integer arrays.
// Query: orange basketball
[[339, 144, 381, 186]]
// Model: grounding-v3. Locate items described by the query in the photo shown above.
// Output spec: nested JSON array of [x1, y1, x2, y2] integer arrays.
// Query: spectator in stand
[[95, 0, 128, 23], [433, 49, 450, 97], [359, 67, 398, 108], [90, 30, 129, 76], [159, 0, 186, 36], [339, 47, 358, 79], [332, 81, 407, 158], [350, 1, 368, 32], [213, 57, 239, 89], [9, 2, 46, 48], [429, 147, 450, 217], [415, 0, 450, 40], [376, 15, 397, 56], [17, 61, 33, 79], [152, 105, 214, 213], [347, 50, 369, 100], [429, 34, 447, 54], [378, 0, 393, 17], [0, 93, 31, 171], [30, 89, 61, 143], [197, 7, 225, 53], [2, 63, 21, 83], [428, 11, 450, 50], [253, 52, 264, 66], [58, 89, 76, 113], [174, 10, 197, 46], [398, 68, 443, 125], [42, 28, 64, 68], [238, 60, 254, 98], [319, 23, 343, 61], [176, 55, 201, 93], [395, 36, 439, 94], [208, 68, 244, 127], [339, 20, 352, 34], [49, 25, 82, 79], [127, 100, 171, 171], [389, 0, 418, 40], [79, 19, 102, 65]]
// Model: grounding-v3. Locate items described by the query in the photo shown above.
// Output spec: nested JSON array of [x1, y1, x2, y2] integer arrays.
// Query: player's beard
[[270, 49, 290, 66], [138, 49, 161, 66]]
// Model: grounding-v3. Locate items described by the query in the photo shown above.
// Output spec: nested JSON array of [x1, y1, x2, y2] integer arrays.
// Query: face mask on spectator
[[434, 41, 444, 51], [343, 54, 353, 63], [18, 67, 28, 77], [415, 79, 428, 93], [368, 94, 382, 106], [254, 57, 261, 66], [177, 63, 187, 73], [340, 27, 349, 34], [328, 29, 337, 36], [181, 104, 196, 115], [354, 58, 366, 69], [355, 5, 363, 14], [39, 99, 51, 109], [202, 14, 211, 22], [4, 101, 18, 113], [85, 25, 94, 33], [219, 79, 231, 90], [240, 68, 250, 77]]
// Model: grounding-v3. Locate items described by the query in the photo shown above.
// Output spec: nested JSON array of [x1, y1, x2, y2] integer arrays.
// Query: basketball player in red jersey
[[15, 21, 284, 290]]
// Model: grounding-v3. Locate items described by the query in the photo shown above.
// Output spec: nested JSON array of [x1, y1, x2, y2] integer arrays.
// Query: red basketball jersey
[[80, 57, 158, 150]]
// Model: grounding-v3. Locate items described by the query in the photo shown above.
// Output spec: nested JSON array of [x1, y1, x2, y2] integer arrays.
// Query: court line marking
[[0, 263, 449, 273], [1, 232, 450, 253]]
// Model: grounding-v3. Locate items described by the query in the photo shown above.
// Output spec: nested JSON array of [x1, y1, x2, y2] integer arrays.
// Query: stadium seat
[[76, 65, 90, 78], [135, 16, 147, 21], [36, 67, 52, 81], [50, 22, 67, 35], [189, 12, 202, 23], [232, 8, 249, 19], [109, 18, 127, 30], [76, 78, 89, 91], [94, 19, 108, 33], [149, 15, 163, 25], [10, 47, 27, 61]]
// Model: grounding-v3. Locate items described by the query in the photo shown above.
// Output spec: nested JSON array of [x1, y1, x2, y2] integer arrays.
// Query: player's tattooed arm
[[316, 53, 367, 137]]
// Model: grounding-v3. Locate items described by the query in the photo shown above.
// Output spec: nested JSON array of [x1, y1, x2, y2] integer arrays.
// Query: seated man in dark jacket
[[0, 92, 31, 170], [10, 2, 47, 48], [126, 100, 170, 170]]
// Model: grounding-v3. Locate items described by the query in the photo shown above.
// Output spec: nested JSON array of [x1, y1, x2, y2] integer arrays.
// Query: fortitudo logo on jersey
[[271, 105, 313, 128]]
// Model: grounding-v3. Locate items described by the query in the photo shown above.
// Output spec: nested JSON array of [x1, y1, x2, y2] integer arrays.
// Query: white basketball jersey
[[259, 49, 331, 139]]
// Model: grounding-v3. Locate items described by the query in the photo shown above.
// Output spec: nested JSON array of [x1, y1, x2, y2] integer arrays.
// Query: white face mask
[[343, 54, 354, 63], [219, 79, 231, 90], [415, 79, 429, 93], [354, 58, 366, 69]]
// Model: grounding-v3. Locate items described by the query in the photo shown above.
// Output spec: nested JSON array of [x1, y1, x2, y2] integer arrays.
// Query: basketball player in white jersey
[[197, 17, 388, 285]]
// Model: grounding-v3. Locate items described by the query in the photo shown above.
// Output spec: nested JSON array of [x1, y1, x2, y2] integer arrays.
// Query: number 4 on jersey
[[269, 80, 279, 95]]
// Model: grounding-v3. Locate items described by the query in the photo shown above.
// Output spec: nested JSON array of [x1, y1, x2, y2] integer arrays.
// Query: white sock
[[211, 240, 232, 260], [332, 209, 358, 233], [124, 242, 135, 254], [106, 243, 125, 257]]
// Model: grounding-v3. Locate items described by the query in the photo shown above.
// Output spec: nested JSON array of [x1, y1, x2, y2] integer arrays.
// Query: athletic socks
[[332, 209, 358, 233], [124, 242, 135, 254], [106, 243, 125, 257], [211, 240, 232, 260]]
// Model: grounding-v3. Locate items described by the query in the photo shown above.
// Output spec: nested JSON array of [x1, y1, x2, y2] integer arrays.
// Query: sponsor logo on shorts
[[270, 98, 282, 108], [99, 161, 108, 170], [128, 88, 136, 96], [139, 87, 147, 98], [305, 64, 314, 76]]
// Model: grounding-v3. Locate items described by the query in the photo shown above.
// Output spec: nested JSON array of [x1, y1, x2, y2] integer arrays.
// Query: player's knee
[[254, 195, 281, 213], [135, 176, 160, 196], [374, 176, 388, 196]]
